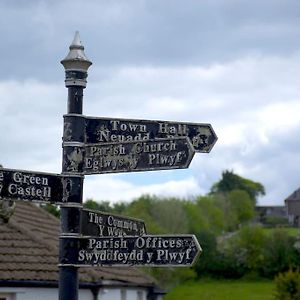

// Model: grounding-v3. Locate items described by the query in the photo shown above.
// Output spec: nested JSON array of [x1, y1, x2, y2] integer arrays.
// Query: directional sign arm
[[82, 137, 195, 175], [81, 208, 147, 237], [0, 167, 82, 204], [81, 115, 217, 153], [59, 235, 202, 267]]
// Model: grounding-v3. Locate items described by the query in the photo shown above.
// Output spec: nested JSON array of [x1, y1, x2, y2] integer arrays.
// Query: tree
[[151, 198, 189, 234], [83, 199, 112, 212], [183, 200, 210, 234], [210, 170, 265, 204], [125, 195, 165, 234], [227, 190, 255, 225], [194, 229, 218, 277], [40, 203, 60, 218], [196, 196, 225, 234]]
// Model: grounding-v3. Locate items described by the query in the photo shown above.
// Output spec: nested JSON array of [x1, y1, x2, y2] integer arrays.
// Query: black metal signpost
[[0, 32, 217, 300], [59, 32, 91, 300]]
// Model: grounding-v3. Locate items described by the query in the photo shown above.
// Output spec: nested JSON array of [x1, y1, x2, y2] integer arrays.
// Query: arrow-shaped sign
[[63, 115, 217, 153], [81, 208, 147, 237], [81, 137, 194, 175], [59, 235, 201, 267]]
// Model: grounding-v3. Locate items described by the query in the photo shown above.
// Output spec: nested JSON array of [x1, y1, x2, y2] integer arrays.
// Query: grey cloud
[[1, 0, 300, 81]]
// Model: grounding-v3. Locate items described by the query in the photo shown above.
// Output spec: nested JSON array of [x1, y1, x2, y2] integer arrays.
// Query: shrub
[[260, 229, 295, 278], [274, 268, 300, 300], [264, 215, 289, 227]]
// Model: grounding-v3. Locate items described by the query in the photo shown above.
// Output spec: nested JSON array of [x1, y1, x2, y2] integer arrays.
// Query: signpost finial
[[71, 31, 83, 49], [61, 31, 92, 87]]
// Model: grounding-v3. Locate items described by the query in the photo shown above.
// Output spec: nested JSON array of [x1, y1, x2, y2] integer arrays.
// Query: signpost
[[59, 235, 201, 267], [81, 208, 147, 237], [1, 32, 218, 300]]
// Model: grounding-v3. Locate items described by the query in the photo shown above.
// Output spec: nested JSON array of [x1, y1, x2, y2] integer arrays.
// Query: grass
[[164, 279, 275, 300]]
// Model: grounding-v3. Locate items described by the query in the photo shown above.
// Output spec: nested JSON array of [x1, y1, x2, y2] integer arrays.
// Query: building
[[285, 188, 300, 227], [0, 201, 164, 300], [255, 205, 287, 225]]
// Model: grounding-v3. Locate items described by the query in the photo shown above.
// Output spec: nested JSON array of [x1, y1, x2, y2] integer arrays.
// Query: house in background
[[255, 187, 300, 227], [255, 205, 287, 225], [285, 188, 300, 227], [0, 202, 164, 300]]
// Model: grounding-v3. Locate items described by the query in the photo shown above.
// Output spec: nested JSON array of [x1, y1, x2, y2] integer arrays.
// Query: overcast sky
[[0, 0, 299, 205]]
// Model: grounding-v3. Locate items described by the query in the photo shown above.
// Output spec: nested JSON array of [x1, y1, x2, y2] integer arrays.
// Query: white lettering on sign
[[110, 121, 147, 133], [75, 236, 200, 266], [84, 138, 190, 174], [134, 141, 177, 154], [88, 238, 128, 250], [0, 171, 53, 201], [148, 152, 184, 166], [158, 123, 188, 135], [13, 172, 49, 186], [8, 184, 51, 198], [85, 210, 145, 237]]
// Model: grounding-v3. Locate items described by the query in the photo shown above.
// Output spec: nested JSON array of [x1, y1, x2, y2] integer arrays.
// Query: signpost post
[[0, 32, 218, 300], [59, 31, 92, 300]]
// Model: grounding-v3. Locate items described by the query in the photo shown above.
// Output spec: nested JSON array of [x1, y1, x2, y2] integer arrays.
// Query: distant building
[[0, 202, 164, 300], [255, 205, 287, 225], [285, 188, 300, 227]]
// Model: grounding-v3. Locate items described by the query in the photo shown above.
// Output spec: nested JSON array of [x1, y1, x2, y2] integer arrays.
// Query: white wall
[[0, 286, 152, 300], [0, 287, 92, 300]]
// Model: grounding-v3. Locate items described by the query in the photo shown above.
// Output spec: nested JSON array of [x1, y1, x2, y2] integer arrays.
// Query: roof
[[0, 202, 155, 287], [285, 188, 300, 202]]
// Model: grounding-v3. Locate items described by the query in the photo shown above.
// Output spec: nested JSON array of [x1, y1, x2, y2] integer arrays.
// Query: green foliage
[[264, 216, 289, 227], [194, 230, 218, 276], [212, 226, 299, 279], [151, 198, 189, 233], [196, 196, 225, 234], [84, 199, 112, 212], [124, 195, 165, 234], [211, 170, 265, 204], [237, 226, 266, 271], [165, 279, 275, 300], [215, 226, 267, 277], [40, 203, 60, 218], [212, 190, 255, 232], [261, 229, 295, 277], [274, 269, 300, 300], [227, 190, 255, 224], [147, 267, 196, 290], [183, 200, 209, 234]]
